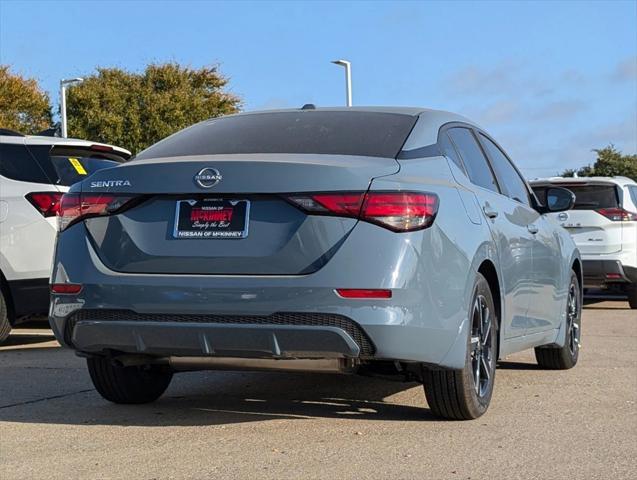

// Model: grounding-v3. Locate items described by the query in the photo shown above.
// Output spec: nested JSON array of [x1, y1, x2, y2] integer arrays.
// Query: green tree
[[562, 145, 637, 181], [0, 65, 53, 134], [66, 63, 241, 154]]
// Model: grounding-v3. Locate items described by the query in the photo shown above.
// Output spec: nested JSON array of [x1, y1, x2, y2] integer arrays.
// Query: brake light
[[57, 192, 136, 231], [596, 208, 637, 221], [25, 192, 64, 217], [286, 192, 439, 232], [90, 144, 114, 153]]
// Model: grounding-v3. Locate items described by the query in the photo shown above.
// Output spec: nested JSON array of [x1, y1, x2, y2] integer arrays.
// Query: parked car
[[49, 107, 581, 420], [0, 129, 131, 342], [530, 177, 637, 308]]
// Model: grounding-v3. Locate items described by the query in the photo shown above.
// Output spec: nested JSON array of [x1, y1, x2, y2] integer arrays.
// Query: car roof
[[224, 106, 427, 116], [529, 176, 637, 187], [221, 105, 473, 122], [0, 134, 131, 158]]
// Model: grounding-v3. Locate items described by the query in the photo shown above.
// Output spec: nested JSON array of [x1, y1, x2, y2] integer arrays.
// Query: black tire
[[87, 357, 173, 404], [422, 273, 498, 420], [627, 285, 637, 310], [535, 271, 581, 369], [0, 288, 11, 344]]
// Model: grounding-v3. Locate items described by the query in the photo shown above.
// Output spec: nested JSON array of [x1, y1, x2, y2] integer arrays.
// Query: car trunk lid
[[79, 154, 400, 275]]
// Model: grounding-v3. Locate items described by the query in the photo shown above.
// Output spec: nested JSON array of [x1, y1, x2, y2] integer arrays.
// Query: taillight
[[58, 192, 136, 231], [596, 208, 637, 221], [286, 191, 439, 232], [25, 192, 64, 217]]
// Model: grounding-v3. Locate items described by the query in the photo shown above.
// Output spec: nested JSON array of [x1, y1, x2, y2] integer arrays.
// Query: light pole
[[331, 60, 352, 107], [60, 78, 83, 138]]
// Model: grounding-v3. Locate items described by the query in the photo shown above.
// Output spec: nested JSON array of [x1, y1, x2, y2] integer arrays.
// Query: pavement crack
[[0, 389, 93, 410]]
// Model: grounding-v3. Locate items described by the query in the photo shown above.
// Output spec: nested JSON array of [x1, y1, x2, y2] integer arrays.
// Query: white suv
[[0, 129, 130, 341], [531, 176, 637, 308]]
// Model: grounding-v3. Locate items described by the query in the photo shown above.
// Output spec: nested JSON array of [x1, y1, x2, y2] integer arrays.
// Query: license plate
[[173, 199, 249, 239]]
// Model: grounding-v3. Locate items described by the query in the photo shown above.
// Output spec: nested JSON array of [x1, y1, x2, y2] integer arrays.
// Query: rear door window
[[438, 132, 467, 173], [446, 128, 499, 193], [478, 134, 530, 205]]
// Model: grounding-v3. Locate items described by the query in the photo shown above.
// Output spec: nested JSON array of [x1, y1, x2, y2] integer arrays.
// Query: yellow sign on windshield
[[69, 157, 87, 175]]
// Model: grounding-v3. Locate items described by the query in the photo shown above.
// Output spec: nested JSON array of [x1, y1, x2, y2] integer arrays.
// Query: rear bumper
[[582, 260, 637, 287], [53, 303, 468, 367], [49, 221, 477, 368]]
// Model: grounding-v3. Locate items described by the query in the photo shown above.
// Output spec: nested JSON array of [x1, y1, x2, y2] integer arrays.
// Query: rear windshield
[[0, 142, 124, 186], [532, 184, 619, 210], [135, 111, 418, 160], [49, 156, 120, 186]]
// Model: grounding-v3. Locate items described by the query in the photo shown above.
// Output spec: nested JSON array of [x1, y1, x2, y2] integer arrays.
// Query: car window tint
[[479, 134, 530, 205], [0, 143, 50, 184], [627, 186, 637, 208], [439, 132, 466, 173], [446, 128, 499, 193], [532, 184, 619, 210], [49, 156, 120, 186], [135, 111, 418, 160]]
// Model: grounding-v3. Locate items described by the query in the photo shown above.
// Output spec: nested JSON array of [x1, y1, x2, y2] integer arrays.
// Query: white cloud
[[531, 100, 586, 121], [444, 60, 524, 96], [571, 117, 637, 151], [465, 100, 520, 125], [611, 57, 637, 83]]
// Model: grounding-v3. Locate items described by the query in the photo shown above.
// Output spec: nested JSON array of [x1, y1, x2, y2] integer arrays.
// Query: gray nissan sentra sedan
[[49, 107, 582, 419]]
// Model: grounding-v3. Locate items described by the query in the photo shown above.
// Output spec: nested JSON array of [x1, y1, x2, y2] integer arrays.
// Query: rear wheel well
[[0, 269, 15, 324], [571, 258, 583, 292], [478, 260, 501, 359]]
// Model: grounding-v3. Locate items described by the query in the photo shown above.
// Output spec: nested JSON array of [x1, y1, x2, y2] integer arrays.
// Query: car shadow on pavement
[[497, 360, 541, 370], [2, 332, 56, 348], [0, 343, 554, 427], [583, 291, 631, 309], [0, 343, 443, 425], [583, 298, 631, 309]]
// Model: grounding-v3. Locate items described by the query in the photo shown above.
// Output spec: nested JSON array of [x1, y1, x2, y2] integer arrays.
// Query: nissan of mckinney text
[[49, 107, 582, 420]]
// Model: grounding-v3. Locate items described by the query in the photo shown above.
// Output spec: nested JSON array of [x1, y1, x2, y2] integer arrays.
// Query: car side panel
[[0, 175, 59, 281], [369, 155, 496, 367], [526, 214, 571, 335]]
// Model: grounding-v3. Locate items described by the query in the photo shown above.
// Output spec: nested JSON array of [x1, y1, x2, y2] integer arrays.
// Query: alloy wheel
[[470, 294, 494, 398], [566, 282, 581, 357]]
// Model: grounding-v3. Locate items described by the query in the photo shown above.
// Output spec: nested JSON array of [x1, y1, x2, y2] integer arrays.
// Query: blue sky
[[1, 0, 636, 177]]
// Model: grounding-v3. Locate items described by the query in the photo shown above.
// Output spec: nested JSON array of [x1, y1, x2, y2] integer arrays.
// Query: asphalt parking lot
[[1, 297, 635, 480]]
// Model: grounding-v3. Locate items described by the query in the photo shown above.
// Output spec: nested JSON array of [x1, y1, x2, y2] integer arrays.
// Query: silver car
[[49, 107, 581, 420]]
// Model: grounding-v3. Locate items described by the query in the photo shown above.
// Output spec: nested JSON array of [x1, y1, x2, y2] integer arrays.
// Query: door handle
[[482, 204, 498, 219], [527, 224, 539, 234]]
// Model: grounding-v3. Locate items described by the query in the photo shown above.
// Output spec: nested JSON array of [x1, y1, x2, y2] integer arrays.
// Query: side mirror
[[544, 187, 575, 213]]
